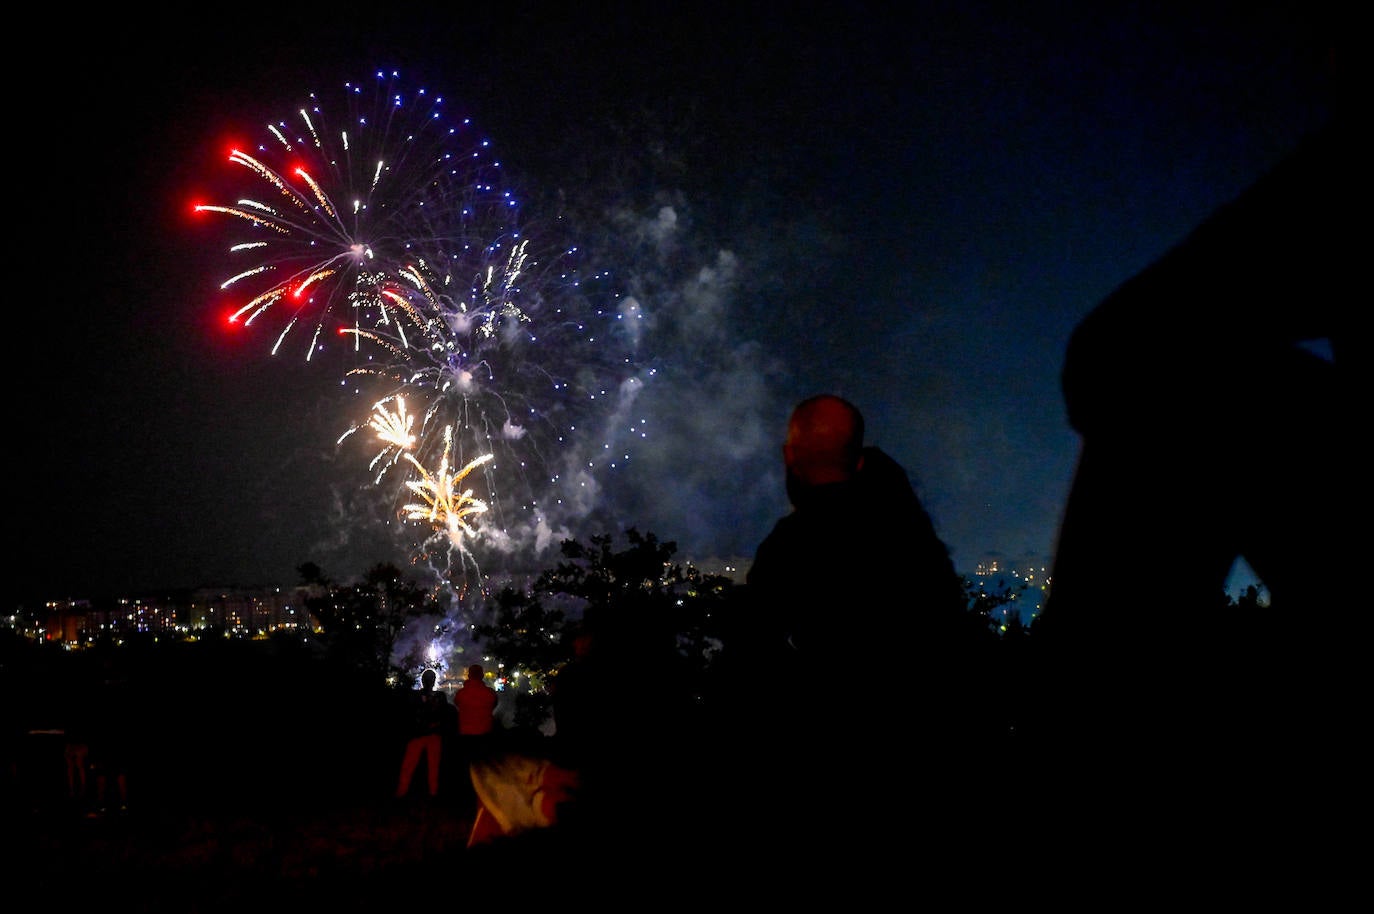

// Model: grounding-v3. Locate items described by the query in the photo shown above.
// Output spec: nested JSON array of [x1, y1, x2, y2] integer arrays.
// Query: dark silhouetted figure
[[87, 665, 132, 817], [62, 697, 91, 813], [542, 616, 667, 833], [394, 669, 449, 800], [469, 603, 707, 890], [548, 628, 604, 769], [1032, 109, 1357, 858], [747, 396, 969, 672], [722, 394, 981, 884], [0, 666, 20, 814], [745, 395, 973, 719]]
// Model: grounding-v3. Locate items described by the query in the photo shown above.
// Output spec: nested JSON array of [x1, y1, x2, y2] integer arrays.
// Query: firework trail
[[194, 70, 649, 597]]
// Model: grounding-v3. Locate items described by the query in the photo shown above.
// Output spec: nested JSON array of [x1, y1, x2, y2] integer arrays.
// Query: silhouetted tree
[[466, 585, 568, 729], [962, 575, 1027, 641], [296, 561, 329, 587], [467, 530, 736, 731], [534, 530, 734, 698], [300, 562, 438, 680], [470, 585, 567, 682], [1228, 584, 1267, 610]]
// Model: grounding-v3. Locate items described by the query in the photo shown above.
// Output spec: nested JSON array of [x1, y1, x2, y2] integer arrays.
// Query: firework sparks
[[196, 71, 649, 595], [370, 396, 417, 451], [194, 70, 516, 361], [403, 425, 494, 551], [353, 395, 417, 482]]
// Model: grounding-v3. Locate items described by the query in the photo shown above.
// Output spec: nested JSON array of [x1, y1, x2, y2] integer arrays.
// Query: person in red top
[[452, 663, 499, 813], [455, 664, 499, 737]]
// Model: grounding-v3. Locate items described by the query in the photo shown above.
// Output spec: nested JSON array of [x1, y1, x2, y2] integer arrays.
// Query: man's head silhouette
[[783, 394, 865, 505]]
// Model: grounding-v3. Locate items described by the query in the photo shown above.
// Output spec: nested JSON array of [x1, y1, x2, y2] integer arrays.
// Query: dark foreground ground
[[4, 640, 838, 909], [8, 790, 477, 912], [5, 732, 862, 910], [1, 641, 577, 910], [9, 636, 1366, 906]]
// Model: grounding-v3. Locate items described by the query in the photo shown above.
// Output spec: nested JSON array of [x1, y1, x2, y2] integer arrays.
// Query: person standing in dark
[[744, 394, 972, 718], [394, 668, 448, 801], [62, 694, 91, 814], [451, 664, 499, 809], [0, 666, 21, 814], [548, 628, 604, 769], [542, 618, 645, 833], [454, 664, 499, 745], [720, 394, 982, 879], [87, 660, 132, 817]]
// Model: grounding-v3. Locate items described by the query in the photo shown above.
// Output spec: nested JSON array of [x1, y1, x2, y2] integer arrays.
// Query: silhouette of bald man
[[750, 395, 966, 662]]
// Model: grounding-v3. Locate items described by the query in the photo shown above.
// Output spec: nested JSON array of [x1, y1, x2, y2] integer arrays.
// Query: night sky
[[18, 3, 1339, 608]]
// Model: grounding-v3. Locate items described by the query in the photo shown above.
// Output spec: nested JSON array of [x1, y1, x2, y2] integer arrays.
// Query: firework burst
[[195, 71, 649, 597], [402, 424, 493, 549], [194, 70, 518, 360]]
